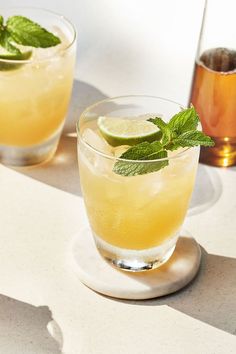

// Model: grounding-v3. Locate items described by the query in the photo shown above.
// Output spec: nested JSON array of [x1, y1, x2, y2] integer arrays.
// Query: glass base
[[94, 233, 178, 272], [0, 129, 62, 167], [200, 136, 236, 167], [71, 226, 201, 299]]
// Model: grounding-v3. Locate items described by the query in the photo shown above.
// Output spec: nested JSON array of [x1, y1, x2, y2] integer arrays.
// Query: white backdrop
[[1, 0, 205, 104]]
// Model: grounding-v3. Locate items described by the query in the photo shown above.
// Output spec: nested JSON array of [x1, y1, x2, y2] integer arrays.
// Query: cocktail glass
[[0, 8, 76, 166], [77, 96, 200, 272]]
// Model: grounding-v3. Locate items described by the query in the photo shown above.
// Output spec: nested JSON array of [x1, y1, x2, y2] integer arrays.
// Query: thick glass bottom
[[200, 136, 236, 167], [94, 233, 178, 272], [0, 127, 62, 167]]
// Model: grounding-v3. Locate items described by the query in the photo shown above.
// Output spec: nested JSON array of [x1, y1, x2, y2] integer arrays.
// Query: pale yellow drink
[[79, 129, 198, 250], [77, 96, 200, 271], [0, 9, 76, 166], [0, 52, 74, 146]]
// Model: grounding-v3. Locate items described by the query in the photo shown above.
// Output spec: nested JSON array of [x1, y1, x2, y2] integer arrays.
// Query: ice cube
[[80, 129, 114, 176], [82, 129, 112, 155], [200, 48, 236, 72]]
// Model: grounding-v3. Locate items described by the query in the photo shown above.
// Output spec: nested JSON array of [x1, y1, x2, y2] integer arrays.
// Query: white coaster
[[71, 227, 201, 300]]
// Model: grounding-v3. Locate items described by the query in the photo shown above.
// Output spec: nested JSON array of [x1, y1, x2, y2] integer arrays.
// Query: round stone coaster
[[71, 227, 201, 300]]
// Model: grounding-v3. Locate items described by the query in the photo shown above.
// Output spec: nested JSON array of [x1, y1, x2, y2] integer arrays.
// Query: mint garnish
[[113, 141, 168, 176], [6, 16, 61, 48], [168, 106, 199, 133], [0, 29, 22, 56], [148, 106, 213, 151], [168, 130, 214, 149], [0, 15, 61, 61], [113, 106, 214, 176]]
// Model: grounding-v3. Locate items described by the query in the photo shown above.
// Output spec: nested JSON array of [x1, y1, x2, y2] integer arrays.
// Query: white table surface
[[0, 1, 236, 353]]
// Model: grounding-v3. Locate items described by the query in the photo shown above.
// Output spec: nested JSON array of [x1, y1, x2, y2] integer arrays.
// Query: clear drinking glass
[[77, 96, 200, 272], [0, 8, 76, 166], [190, 0, 236, 166]]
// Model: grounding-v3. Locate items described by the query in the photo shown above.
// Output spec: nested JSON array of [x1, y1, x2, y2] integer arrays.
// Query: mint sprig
[[113, 106, 214, 176], [0, 15, 61, 61], [148, 106, 212, 151]]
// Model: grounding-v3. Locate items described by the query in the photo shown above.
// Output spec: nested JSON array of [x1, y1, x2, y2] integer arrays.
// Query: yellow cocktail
[[0, 8, 76, 165], [78, 96, 200, 271]]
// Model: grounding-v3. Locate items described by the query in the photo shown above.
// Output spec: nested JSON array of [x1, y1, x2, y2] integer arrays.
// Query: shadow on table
[[118, 249, 236, 336], [15, 80, 108, 196], [230, 166, 236, 172], [0, 294, 60, 354], [188, 164, 222, 216]]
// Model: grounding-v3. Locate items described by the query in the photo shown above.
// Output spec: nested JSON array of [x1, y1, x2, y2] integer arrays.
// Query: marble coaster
[[71, 227, 201, 300]]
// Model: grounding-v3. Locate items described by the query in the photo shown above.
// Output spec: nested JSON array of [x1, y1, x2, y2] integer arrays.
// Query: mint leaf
[[117, 141, 163, 160], [0, 29, 21, 55], [148, 117, 172, 146], [148, 117, 166, 130], [113, 141, 168, 176], [168, 106, 199, 134], [6, 16, 61, 48], [148, 107, 213, 151], [0, 16, 22, 58], [171, 130, 215, 149]]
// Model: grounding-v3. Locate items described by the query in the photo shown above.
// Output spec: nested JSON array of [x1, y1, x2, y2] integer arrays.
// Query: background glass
[[190, 0, 236, 167], [0, 8, 76, 166], [77, 96, 200, 272]]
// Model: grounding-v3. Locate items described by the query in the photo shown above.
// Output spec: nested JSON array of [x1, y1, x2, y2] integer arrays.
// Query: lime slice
[[0, 51, 32, 71], [98, 116, 162, 147]]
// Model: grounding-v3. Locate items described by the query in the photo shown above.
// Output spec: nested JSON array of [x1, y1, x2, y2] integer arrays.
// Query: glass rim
[[77, 95, 192, 163], [0, 7, 77, 64]]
